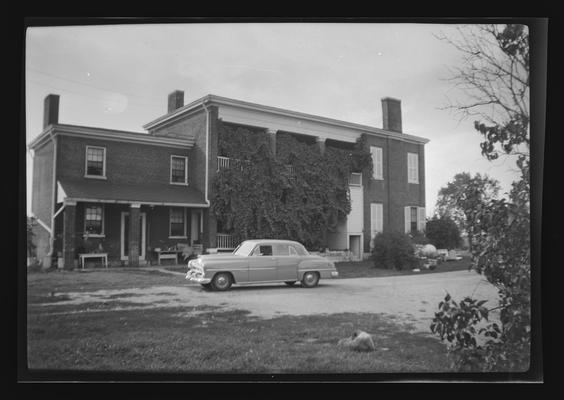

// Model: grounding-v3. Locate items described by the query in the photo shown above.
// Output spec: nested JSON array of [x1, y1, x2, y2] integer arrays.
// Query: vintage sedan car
[[186, 239, 339, 291]]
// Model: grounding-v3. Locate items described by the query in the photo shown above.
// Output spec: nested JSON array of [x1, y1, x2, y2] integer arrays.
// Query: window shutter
[[408, 153, 419, 183], [418, 207, 426, 232], [371, 203, 383, 237], [371, 146, 383, 180], [404, 206, 411, 234]]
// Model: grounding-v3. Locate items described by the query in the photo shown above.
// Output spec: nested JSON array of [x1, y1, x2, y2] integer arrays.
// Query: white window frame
[[407, 152, 419, 184], [370, 146, 383, 180], [370, 203, 383, 238], [169, 207, 187, 238], [170, 155, 189, 185], [349, 172, 362, 186], [84, 146, 107, 179], [84, 203, 105, 237]]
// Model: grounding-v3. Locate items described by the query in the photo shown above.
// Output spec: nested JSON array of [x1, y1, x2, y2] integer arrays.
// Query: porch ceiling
[[58, 178, 208, 207]]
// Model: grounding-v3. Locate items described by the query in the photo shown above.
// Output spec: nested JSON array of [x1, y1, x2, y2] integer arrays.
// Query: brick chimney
[[381, 97, 402, 133], [167, 90, 184, 113], [43, 94, 60, 129]]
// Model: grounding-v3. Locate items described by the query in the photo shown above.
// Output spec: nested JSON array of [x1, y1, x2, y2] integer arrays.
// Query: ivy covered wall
[[211, 121, 372, 249]]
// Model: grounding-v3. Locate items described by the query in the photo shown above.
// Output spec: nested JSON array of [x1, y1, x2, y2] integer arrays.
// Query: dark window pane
[[170, 208, 185, 236], [85, 205, 103, 234], [86, 148, 105, 176], [171, 157, 186, 183], [259, 245, 272, 256]]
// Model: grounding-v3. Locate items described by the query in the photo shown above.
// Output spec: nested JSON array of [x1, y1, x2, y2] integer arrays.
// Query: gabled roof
[[58, 177, 208, 207], [143, 94, 430, 144]]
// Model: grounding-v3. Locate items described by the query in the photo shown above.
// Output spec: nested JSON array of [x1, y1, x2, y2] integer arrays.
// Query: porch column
[[62, 200, 77, 270], [266, 128, 277, 157], [316, 137, 326, 155], [128, 203, 141, 266], [202, 208, 217, 249]]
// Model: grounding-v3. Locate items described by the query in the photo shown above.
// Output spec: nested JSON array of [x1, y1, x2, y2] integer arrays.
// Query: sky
[[25, 23, 524, 217]]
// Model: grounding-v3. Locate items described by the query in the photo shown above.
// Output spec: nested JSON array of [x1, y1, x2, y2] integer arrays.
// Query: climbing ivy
[[211, 121, 372, 249]]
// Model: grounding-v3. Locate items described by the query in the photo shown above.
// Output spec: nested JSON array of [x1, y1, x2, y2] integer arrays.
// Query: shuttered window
[[370, 203, 383, 238], [370, 146, 383, 180], [404, 206, 426, 233], [407, 152, 419, 184]]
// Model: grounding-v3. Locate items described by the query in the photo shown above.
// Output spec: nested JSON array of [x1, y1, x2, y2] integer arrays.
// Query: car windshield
[[232, 241, 257, 256]]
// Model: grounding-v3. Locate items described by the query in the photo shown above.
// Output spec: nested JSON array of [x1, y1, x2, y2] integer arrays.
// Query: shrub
[[426, 215, 462, 250], [371, 232, 418, 270]]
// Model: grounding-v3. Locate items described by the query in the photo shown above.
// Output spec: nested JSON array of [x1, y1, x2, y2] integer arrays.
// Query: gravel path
[[39, 270, 499, 334]]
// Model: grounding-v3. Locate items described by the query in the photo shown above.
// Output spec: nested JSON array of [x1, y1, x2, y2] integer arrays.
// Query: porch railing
[[217, 156, 251, 172], [217, 156, 230, 170], [217, 233, 235, 250]]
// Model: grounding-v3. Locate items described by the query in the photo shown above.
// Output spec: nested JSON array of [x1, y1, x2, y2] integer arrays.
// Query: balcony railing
[[217, 156, 251, 172], [217, 233, 235, 250], [217, 156, 230, 170]]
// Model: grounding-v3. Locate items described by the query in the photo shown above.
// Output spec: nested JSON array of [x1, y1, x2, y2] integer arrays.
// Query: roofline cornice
[[143, 94, 430, 144], [28, 124, 195, 150]]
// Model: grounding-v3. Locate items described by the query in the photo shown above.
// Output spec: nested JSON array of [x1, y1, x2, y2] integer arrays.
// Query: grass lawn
[[26, 269, 453, 374]]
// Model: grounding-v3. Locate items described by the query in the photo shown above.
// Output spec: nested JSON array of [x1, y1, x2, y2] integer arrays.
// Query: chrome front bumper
[[331, 270, 339, 278], [186, 268, 211, 284]]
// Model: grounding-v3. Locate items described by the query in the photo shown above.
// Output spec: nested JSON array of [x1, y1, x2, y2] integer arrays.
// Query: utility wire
[[26, 67, 164, 108]]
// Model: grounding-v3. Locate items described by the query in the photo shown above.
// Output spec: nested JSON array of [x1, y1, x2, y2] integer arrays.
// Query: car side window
[[291, 244, 308, 256], [288, 246, 298, 256], [253, 245, 273, 256], [273, 244, 290, 256]]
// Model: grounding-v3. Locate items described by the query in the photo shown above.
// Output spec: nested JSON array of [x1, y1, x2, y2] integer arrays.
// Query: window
[[370, 203, 383, 238], [371, 146, 383, 180], [407, 152, 419, 184], [252, 245, 273, 256], [170, 156, 188, 184], [84, 204, 104, 236], [349, 172, 362, 186], [273, 244, 291, 256], [290, 244, 309, 256], [404, 206, 426, 234], [85, 146, 106, 178], [169, 208, 186, 237], [410, 207, 418, 233]]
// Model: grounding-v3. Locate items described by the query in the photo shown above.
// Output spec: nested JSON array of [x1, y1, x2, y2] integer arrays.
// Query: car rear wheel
[[301, 271, 319, 288], [211, 272, 233, 291], [284, 281, 296, 286]]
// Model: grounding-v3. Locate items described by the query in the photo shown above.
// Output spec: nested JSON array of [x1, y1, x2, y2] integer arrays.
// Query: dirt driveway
[[38, 269, 499, 334]]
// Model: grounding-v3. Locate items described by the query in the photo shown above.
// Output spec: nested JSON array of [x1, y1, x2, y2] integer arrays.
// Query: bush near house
[[371, 232, 419, 271]]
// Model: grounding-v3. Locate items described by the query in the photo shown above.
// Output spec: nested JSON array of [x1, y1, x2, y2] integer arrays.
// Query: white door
[[121, 212, 147, 261]]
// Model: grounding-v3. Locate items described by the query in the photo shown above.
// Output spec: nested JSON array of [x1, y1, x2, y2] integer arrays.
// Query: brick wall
[[152, 110, 208, 199], [31, 140, 55, 228], [57, 136, 191, 187], [362, 134, 426, 250]]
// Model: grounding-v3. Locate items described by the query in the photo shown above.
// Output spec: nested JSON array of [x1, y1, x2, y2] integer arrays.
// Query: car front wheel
[[211, 272, 233, 291], [301, 272, 319, 288]]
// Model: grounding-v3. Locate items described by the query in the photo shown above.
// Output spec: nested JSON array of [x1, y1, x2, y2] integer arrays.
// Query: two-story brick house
[[29, 91, 428, 268]]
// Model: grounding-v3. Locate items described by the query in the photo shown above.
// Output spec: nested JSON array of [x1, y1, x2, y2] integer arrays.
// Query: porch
[[54, 178, 211, 269]]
